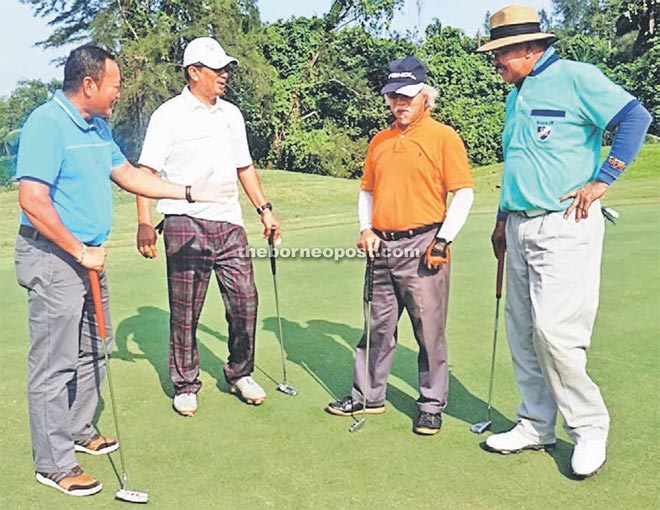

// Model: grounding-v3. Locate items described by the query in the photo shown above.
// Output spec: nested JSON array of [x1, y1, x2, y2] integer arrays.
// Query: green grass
[[0, 146, 659, 509]]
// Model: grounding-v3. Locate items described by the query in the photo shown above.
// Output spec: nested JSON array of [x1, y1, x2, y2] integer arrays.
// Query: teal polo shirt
[[500, 47, 635, 213], [16, 90, 127, 245]]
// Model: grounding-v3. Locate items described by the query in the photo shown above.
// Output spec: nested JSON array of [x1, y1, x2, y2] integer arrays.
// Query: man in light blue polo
[[15, 44, 227, 496], [475, 5, 651, 478]]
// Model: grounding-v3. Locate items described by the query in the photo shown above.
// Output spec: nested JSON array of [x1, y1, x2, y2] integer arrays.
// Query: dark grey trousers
[[15, 235, 112, 473], [350, 229, 450, 414]]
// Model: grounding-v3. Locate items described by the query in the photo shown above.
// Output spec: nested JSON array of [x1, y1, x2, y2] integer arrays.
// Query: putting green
[[0, 146, 658, 509]]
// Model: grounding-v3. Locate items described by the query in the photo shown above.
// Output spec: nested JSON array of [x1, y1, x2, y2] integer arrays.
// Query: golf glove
[[424, 238, 451, 269]]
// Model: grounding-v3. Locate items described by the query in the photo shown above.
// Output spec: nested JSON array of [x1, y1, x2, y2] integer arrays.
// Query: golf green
[[0, 146, 658, 509]]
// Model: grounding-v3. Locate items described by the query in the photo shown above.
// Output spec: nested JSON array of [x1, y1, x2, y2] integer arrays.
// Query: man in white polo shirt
[[136, 37, 280, 416]]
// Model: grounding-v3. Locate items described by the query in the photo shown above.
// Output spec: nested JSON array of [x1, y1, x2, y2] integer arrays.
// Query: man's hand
[[357, 228, 381, 259], [491, 220, 506, 260], [424, 238, 451, 270], [560, 180, 609, 222], [261, 209, 281, 241], [189, 171, 236, 203], [137, 223, 158, 259], [81, 246, 106, 273]]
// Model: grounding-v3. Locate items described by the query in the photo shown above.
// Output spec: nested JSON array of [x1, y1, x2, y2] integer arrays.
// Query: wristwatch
[[256, 202, 273, 215]]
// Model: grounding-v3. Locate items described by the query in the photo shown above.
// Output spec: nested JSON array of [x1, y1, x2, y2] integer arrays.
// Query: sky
[[1, 0, 553, 97]]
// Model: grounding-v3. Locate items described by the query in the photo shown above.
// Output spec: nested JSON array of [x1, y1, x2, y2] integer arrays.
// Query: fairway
[[1, 147, 658, 509]]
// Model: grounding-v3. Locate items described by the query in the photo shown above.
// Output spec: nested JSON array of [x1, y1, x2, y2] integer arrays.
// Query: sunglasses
[[190, 62, 233, 74]]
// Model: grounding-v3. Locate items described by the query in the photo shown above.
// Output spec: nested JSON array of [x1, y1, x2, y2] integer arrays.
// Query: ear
[[188, 66, 201, 83], [81, 76, 98, 97]]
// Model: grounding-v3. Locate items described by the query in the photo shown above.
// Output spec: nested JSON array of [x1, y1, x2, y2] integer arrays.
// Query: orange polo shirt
[[361, 111, 472, 232]]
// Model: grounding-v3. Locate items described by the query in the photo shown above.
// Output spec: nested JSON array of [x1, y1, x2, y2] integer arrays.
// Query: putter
[[268, 230, 297, 396], [88, 270, 149, 504], [350, 256, 375, 433], [471, 253, 505, 434]]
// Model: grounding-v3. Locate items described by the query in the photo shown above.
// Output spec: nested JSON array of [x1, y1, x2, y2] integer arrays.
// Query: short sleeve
[[138, 107, 171, 171], [574, 64, 634, 130], [16, 109, 64, 185], [442, 128, 473, 192], [95, 118, 127, 168], [360, 141, 376, 191]]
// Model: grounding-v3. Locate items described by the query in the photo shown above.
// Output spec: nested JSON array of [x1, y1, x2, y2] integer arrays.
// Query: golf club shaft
[[268, 230, 288, 383], [88, 270, 128, 487], [485, 254, 505, 421]]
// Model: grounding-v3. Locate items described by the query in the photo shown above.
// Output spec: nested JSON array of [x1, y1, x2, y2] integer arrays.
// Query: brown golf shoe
[[36, 466, 102, 496], [74, 434, 119, 455]]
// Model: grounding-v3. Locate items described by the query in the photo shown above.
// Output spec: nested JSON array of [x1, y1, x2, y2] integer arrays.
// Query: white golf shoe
[[230, 376, 267, 405], [571, 439, 607, 478], [485, 425, 556, 454], [173, 392, 197, 417]]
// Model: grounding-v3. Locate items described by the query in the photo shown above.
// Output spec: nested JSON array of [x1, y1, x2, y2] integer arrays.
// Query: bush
[[0, 156, 16, 186]]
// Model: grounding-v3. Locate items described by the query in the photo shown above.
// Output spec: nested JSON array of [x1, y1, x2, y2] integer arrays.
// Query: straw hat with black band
[[476, 5, 557, 53]]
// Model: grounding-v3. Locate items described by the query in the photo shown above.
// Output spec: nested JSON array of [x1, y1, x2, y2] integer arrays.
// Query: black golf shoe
[[326, 395, 386, 416], [414, 411, 442, 435]]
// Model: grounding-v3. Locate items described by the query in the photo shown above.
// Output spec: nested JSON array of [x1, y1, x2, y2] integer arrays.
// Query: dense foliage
[[1, 0, 656, 181]]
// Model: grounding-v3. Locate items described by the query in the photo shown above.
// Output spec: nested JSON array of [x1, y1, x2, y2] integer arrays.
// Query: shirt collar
[[182, 86, 224, 112], [529, 46, 559, 77], [52, 90, 96, 132]]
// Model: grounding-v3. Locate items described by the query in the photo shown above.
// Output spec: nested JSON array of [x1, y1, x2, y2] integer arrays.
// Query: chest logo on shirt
[[537, 125, 553, 141]]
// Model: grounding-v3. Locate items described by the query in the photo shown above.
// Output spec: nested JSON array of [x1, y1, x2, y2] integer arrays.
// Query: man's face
[[491, 43, 533, 84], [387, 91, 427, 128], [190, 64, 231, 101], [89, 59, 121, 118]]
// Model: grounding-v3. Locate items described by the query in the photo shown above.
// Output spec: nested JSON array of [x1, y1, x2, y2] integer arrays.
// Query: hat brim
[[475, 32, 557, 53], [380, 81, 424, 95]]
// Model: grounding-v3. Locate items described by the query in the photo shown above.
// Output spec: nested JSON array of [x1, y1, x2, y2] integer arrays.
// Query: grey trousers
[[351, 229, 450, 414], [504, 200, 609, 444], [15, 235, 113, 473]]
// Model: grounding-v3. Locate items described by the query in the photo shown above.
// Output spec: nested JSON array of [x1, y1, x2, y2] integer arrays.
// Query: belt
[[18, 224, 47, 241], [373, 222, 442, 241], [512, 209, 553, 218]]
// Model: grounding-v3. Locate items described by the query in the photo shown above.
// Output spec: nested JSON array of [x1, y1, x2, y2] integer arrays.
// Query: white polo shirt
[[139, 86, 253, 225]]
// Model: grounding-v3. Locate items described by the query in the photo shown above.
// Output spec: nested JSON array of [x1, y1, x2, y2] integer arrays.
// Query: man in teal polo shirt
[[15, 45, 227, 497], [475, 5, 651, 478]]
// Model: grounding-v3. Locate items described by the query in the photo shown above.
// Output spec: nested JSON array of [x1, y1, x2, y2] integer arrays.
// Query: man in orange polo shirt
[[327, 56, 474, 434]]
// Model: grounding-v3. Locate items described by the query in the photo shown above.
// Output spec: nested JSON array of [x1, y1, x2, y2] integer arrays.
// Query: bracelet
[[76, 244, 87, 264], [185, 185, 194, 203], [256, 202, 272, 215]]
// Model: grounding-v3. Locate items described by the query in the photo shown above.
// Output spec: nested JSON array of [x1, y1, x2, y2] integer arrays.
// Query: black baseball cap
[[380, 56, 427, 96]]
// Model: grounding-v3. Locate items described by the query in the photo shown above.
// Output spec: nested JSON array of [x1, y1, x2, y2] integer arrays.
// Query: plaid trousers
[[163, 215, 258, 394]]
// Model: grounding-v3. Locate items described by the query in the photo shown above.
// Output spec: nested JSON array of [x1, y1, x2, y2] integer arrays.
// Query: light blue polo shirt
[[17, 90, 127, 245], [500, 47, 635, 212]]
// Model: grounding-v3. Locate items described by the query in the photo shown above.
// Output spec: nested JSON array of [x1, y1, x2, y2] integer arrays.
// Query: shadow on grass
[[261, 316, 511, 427], [113, 305, 229, 398]]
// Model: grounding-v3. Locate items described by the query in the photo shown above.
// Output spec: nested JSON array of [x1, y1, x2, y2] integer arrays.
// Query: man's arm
[[237, 164, 280, 239], [18, 179, 106, 271], [135, 165, 158, 259], [561, 101, 652, 222], [356, 190, 380, 259]]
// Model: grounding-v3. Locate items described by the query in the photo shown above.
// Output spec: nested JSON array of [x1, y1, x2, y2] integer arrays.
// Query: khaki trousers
[[505, 200, 609, 444]]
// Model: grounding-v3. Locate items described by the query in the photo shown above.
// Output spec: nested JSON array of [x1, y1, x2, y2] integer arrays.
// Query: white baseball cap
[[183, 37, 238, 69]]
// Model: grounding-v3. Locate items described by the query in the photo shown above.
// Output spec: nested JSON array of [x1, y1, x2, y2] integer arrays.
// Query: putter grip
[[495, 253, 505, 299], [88, 270, 107, 340], [268, 229, 277, 275], [366, 258, 375, 302]]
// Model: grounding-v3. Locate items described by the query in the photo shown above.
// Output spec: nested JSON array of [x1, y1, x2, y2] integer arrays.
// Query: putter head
[[116, 488, 149, 504], [349, 418, 365, 433], [470, 420, 492, 434], [277, 383, 298, 396]]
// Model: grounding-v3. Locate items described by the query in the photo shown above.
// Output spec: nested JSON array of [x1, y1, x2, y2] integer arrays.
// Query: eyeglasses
[[190, 62, 233, 74]]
